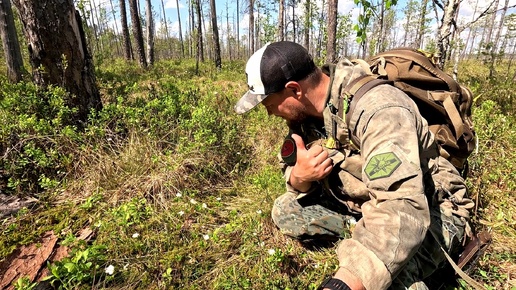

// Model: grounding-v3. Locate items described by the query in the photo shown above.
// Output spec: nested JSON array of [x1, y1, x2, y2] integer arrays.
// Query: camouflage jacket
[[280, 59, 474, 289]]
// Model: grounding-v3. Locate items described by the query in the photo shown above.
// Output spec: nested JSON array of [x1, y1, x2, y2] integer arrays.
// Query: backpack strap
[[343, 75, 393, 146]]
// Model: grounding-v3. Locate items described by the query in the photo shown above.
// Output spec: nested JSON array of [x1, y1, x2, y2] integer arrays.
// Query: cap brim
[[234, 91, 268, 114]]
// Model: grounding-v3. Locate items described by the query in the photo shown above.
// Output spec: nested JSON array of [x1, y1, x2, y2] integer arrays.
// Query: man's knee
[[271, 192, 308, 238]]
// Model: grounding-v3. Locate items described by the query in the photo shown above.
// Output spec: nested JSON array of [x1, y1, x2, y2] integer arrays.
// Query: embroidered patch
[[365, 152, 402, 180]]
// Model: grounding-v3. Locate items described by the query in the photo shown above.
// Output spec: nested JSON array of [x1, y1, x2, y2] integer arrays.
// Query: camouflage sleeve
[[336, 85, 431, 290]]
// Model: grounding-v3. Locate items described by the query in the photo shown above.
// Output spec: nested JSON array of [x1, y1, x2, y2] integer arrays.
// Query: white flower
[[203, 234, 209, 240], [176, 192, 182, 197], [190, 198, 197, 204], [268, 249, 276, 255], [132, 233, 140, 238], [216, 197, 221, 201], [256, 210, 262, 214], [178, 211, 185, 216], [259, 242, 265, 247], [202, 203, 207, 209], [105, 264, 115, 275]]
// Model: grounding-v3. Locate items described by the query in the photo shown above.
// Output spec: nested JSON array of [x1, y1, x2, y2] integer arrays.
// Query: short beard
[[285, 106, 308, 128]]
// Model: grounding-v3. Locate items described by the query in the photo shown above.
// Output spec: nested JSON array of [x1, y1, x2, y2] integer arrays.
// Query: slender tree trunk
[[303, 0, 310, 49], [326, 0, 337, 62], [461, 0, 479, 60], [12, 0, 101, 125], [249, 0, 255, 53], [160, 0, 172, 57], [189, 0, 194, 57], [416, 0, 428, 48], [279, 0, 285, 41], [145, 0, 154, 65], [175, 0, 184, 57], [210, 0, 221, 68], [236, 0, 239, 58], [226, 2, 231, 60], [436, 0, 460, 68], [195, 0, 204, 64], [0, 0, 24, 83], [89, 0, 100, 51], [291, 2, 296, 42], [128, 0, 147, 67], [489, 0, 509, 78], [109, 0, 121, 56], [145, 0, 155, 65], [120, 0, 133, 60]]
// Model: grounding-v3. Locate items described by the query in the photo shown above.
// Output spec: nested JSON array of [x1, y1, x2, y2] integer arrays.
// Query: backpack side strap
[[343, 75, 393, 129]]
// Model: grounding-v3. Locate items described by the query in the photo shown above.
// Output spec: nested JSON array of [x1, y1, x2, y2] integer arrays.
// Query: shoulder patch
[[365, 152, 402, 180]]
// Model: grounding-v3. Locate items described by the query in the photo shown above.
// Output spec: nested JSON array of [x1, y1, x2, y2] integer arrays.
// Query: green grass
[[0, 58, 515, 289]]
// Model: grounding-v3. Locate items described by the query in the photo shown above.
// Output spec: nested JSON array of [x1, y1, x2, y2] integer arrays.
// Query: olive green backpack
[[343, 48, 477, 176]]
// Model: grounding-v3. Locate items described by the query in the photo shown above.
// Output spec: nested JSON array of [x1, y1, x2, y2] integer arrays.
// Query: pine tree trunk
[[210, 0, 221, 68], [326, 0, 337, 62], [120, 0, 133, 60], [195, 0, 204, 62], [0, 0, 24, 83], [174, 0, 184, 57], [108, 0, 121, 56], [489, 0, 509, 78], [416, 0, 428, 48], [436, 0, 459, 68], [278, 0, 285, 41], [145, 0, 155, 65], [249, 0, 255, 53], [129, 0, 147, 67], [12, 0, 102, 125], [159, 0, 170, 57], [303, 0, 310, 50]]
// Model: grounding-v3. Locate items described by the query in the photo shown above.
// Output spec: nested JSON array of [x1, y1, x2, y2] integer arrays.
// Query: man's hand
[[289, 134, 333, 192]]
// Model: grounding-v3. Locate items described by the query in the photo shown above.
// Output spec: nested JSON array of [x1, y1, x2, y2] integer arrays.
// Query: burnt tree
[[12, 0, 102, 124]]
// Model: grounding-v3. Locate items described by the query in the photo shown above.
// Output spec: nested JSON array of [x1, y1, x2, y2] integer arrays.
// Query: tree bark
[[195, 0, 204, 62], [0, 0, 24, 83], [436, 0, 460, 68], [278, 0, 285, 41], [128, 0, 147, 67], [210, 0, 222, 68], [174, 0, 184, 57], [109, 0, 121, 56], [489, 0, 509, 78], [119, 0, 133, 60], [145, 0, 155, 65], [12, 0, 102, 125], [249, 0, 255, 53], [416, 0, 429, 48], [326, 0, 337, 62], [303, 0, 311, 50]]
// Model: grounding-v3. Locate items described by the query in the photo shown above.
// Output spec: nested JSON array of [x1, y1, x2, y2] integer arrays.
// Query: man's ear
[[285, 81, 302, 99]]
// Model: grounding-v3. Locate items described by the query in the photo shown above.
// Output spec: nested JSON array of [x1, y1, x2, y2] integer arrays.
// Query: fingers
[[291, 134, 306, 151]]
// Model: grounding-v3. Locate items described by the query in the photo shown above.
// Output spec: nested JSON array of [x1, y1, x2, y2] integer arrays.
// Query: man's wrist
[[288, 170, 312, 192], [318, 277, 351, 290]]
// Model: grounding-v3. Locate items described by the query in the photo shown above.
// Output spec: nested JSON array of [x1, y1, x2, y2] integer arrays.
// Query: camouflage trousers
[[271, 190, 466, 290]]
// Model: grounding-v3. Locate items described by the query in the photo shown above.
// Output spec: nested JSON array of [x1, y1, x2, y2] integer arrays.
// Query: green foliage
[[353, 0, 398, 44], [1, 57, 515, 289], [43, 240, 109, 289], [0, 81, 79, 194]]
